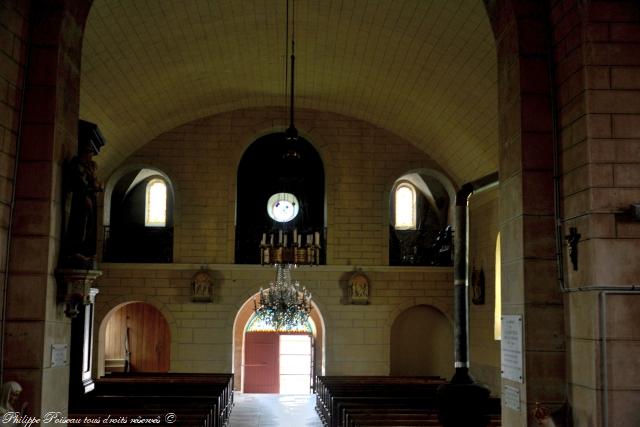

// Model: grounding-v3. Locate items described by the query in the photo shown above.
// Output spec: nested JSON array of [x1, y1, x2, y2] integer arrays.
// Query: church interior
[[1, 0, 640, 425]]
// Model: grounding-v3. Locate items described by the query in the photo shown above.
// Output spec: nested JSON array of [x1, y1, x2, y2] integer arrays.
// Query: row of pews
[[315, 375, 501, 427], [68, 372, 234, 427]]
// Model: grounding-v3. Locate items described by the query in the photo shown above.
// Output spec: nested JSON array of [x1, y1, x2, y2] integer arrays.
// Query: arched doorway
[[103, 302, 171, 372], [233, 293, 325, 393], [243, 316, 316, 394], [390, 304, 453, 378]]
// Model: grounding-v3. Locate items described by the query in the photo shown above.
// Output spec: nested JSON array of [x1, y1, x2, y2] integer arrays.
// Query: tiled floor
[[228, 393, 324, 427]]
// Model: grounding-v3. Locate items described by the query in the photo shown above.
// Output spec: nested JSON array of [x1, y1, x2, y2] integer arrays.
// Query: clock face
[[267, 193, 300, 222], [273, 200, 294, 221]]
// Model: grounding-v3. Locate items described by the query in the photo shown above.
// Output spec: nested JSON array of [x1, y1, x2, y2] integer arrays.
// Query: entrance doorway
[[233, 293, 325, 393], [244, 332, 312, 394], [279, 334, 312, 394]]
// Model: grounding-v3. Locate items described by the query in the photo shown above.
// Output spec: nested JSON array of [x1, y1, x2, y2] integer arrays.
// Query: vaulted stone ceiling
[[80, 0, 497, 185]]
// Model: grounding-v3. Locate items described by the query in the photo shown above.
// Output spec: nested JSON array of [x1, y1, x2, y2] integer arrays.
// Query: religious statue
[[349, 271, 369, 305], [0, 381, 28, 425], [191, 269, 213, 302], [61, 120, 105, 270], [471, 266, 485, 305]]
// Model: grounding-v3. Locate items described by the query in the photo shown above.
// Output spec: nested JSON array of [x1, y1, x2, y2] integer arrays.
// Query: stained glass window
[[246, 313, 313, 333]]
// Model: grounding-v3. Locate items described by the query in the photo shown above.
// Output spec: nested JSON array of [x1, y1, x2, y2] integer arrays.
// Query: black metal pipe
[[289, 47, 295, 128], [451, 172, 498, 384], [452, 183, 474, 383]]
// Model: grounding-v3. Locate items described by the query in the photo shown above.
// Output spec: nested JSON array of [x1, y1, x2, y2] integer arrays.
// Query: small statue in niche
[[191, 269, 213, 302], [0, 381, 28, 423], [61, 121, 105, 270], [349, 271, 369, 305]]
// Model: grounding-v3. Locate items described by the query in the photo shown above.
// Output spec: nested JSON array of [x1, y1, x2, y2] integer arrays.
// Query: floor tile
[[228, 393, 324, 427]]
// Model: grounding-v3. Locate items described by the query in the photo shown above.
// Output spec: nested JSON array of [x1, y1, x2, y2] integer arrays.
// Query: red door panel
[[244, 332, 279, 393]]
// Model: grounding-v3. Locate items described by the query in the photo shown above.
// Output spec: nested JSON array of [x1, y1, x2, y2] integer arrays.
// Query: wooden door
[[105, 302, 170, 372], [244, 332, 279, 393]]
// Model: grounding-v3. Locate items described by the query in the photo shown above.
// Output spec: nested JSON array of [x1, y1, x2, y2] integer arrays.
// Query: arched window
[[389, 173, 452, 266], [494, 232, 502, 340], [105, 168, 174, 263], [246, 312, 314, 333], [394, 183, 416, 230], [235, 133, 325, 264], [145, 179, 167, 227]]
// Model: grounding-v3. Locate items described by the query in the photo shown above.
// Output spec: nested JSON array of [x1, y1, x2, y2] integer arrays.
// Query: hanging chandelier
[[254, 263, 312, 330], [253, 0, 313, 331], [258, 0, 320, 269]]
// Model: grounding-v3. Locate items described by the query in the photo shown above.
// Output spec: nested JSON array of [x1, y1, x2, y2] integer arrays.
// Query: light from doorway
[[279, 335, 311, 394]]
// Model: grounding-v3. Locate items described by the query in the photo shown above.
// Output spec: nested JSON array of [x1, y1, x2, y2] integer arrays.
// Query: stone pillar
[[551, 1, 640, 425], [489, 0, 567, 424], [2, 0, 92, 418]]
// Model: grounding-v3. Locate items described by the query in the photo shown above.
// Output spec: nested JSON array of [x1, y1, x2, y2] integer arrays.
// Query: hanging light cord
[[284, 0, 290, 124], [289, 0, 295, 130]]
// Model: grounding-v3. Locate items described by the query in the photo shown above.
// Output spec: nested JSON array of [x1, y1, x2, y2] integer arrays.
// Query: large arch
[[234, 132, 326, 264], [231, 292, 326, 392], [11, 1, 638, 425]]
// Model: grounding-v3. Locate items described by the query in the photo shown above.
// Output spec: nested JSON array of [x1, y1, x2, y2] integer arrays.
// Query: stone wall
[[113, 108, 446, 266], [94, 263, 455, 387], [552, 1, 640, 425], [90, 107, 503, 390], [2, 0, 93, 417], [468, 187, 501, 396], [492, 0, 567, 424], [0, 0, 28, 376]]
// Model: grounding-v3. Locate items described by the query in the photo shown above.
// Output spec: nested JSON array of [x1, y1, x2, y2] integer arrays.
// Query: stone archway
[[95, 295, 178, 377], [390, 304, 454, 379], [101, 302, 171, 373], [232, 293, 325, 392]]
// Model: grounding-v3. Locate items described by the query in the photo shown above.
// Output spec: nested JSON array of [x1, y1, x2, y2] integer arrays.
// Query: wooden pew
[[69, 373, 234, 427], [316, 376, 444, 427], [316, 375, 501, 427], [96, 373, 234, 425]]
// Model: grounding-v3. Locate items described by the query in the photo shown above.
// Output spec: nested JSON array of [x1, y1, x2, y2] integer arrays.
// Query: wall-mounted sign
[[501, 315, 523, 383], [51, 344, 68, 367], [503, 385, 521, 411]]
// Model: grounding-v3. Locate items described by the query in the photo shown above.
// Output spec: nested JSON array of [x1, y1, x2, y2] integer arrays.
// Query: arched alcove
[[103, 166, 175, 262], [235, 133, 325, 264], [232, 292, 325, 392], [100, 302, 171, 373], [390, 304, 453, 378], [389, 170, 454, 266]]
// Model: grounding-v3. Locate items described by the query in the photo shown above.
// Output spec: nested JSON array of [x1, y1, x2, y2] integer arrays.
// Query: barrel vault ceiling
[[80, 0, 498, 185]]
